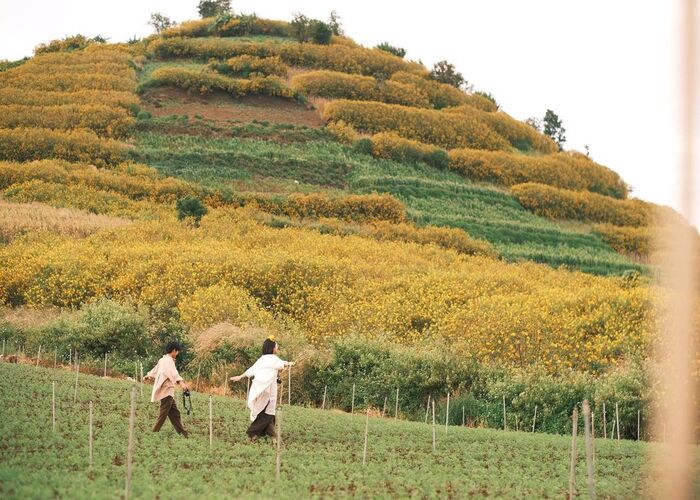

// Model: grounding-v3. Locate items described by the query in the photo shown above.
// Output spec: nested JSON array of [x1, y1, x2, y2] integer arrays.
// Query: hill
[[0, 12, 693, 442], [0, 362, 669, 499]]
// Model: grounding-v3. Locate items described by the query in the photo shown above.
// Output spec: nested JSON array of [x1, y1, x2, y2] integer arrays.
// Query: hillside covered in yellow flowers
[[0, 11, 690, 434]]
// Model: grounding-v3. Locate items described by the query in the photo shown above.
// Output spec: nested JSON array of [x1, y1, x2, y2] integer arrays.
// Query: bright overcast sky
[[1, 0, 698, 220]]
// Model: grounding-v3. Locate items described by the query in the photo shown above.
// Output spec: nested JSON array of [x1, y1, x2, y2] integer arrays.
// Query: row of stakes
[[16, 343, 645, 499]]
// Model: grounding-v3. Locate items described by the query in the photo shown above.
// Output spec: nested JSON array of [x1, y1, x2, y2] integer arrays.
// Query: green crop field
[[1, 362, 681, 499]]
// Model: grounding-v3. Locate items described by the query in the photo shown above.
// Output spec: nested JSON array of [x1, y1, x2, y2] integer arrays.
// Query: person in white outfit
[[230, 336, 294, 441]]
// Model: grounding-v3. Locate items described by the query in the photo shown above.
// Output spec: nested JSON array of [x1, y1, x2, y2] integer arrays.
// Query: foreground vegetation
[[1, 362, 683, 499]]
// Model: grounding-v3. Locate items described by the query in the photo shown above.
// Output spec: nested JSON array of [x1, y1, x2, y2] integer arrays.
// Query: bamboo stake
[[569, 407, 579, 500], [140, 363, 144, 398], [431, 400, 436, 452], [125, 387, 136, 500], [223, 371, 227, 396], [395, 387, 399, 420], [381, 395, 387, 418], [425, 395, 431, 424], [362, 407, 369, 466], [54, 348, 57, 369], [275, 406, 282, 480], [603, 403, 607, 439], [445, 392, 450, 433], [89, 400, 94, 469], [1, 338, 4, 357], [583, 400, 595, 499], [209, 395, 213, 448], [462, 405, 465, 427], [591, 411, 595, 465], [615, 402, 621, 442], [287, 364, 291, 406], [351, 383, 355, 415], [52, 381, 56, 432], [502, 395, 507, 431], [103, 353, 107, 377], [35, 345, 42, 369], [195, 364, 201, 392], [532, 405, 538, 433], [73, 354, 80, 404], [69, 348, 72, 369], [322, 385, 327, 411]]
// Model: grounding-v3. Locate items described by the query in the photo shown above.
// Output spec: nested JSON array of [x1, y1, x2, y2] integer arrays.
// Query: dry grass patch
[[0, 199, 131, 242]]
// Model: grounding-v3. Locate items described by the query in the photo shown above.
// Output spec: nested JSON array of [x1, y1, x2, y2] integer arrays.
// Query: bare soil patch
[[141, 87, 323, 127]]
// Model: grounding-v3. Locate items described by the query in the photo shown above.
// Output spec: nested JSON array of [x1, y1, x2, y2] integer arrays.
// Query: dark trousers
[[247, 403, 276, 438], [153, 396, 188, 436]]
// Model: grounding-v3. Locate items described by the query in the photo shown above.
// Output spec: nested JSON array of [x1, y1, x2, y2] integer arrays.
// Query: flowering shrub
[[0, 128, 130, 166], [388, 71, 489, 111], [445, 105, 558, 153], [211, 55, 288, 77], [161, 16, 292, 38], [146, 67, 294, 98], [0, 104, 135, 138], [323, 100, 510, 150], [149, 37, 426, 77], [449, 148, 629, 198], [0, 88, 139, 109], [291, 70, 430, 107], [593, 223, 651, 257], [511, 183, 651, 226], [0, 214, 656, 371]]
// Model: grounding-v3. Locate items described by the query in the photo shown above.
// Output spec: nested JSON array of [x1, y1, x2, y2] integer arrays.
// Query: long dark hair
[[262, 337, 276, 355]]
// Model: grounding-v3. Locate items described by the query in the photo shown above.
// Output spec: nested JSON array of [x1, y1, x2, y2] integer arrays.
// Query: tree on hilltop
[[430, 60, 472, 91], [198, 0, 232, 19], [543, 109, 566, 150], [149, 13, 175, 33], [328, 10, 343, 36]]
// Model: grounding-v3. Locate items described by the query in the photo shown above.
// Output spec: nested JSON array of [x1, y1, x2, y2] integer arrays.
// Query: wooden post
[[425, 395, 431, 424], [103, 353, 107, 377], [381, 395, 387, 418], [591, 411, 596, 465], [462, 405, 465, 427], [583, 400, 595, 499], [134, 361, 138, 382], [275, 406, 282, 480], [125, 387, 136, 500], [502, 395, 507, 431], [395, 387, 399, 420], [52, 381, 56, 432], [569, 407, 579, 500], [602, 403, 607, 439], [209, 395, 213, 448], [532, 405, 538, 433], [223, 372, 228, 396], [1, 338, 4, 357], [351, 383, 355, 415], [195, 364, 201, 392], [322, 385, 327, 411], [362, 408, 369, 466], [73, 355, 80, 404], [615, 402, 621, 442], [89, 400, 94, 469], [287, 364, 291, 406], [35, 345, 42, 369], [53, 348, 57, 369], [431, 400, 436, 451], [637, 410, 640, 441], [140, 363, 144, 398], [69, 348, 72, 369], [445, 392, 450, 433]]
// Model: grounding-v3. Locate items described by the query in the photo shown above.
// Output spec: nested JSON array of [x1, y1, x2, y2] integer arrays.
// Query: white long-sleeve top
[[244, 354, 288, 421], [146, 354, 183, 403]]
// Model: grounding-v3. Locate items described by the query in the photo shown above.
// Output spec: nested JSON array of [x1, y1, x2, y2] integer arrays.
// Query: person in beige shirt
[[144, 341, 190, 438]]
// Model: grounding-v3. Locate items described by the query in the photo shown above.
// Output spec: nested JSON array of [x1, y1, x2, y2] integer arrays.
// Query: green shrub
[[375, 42, 406, 58], [425, 149, 450, 169], [176, 196, 208, 225], [352, 137, 374, 156], [39, 299, 150, 358]]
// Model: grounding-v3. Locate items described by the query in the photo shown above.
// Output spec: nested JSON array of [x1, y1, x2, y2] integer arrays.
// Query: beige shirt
[[146, 355, 183, 402]]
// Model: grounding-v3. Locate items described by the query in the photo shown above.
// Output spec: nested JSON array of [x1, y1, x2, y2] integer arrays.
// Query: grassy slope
[[134, 121, 644, 275], [0, 363, 666, 499]]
